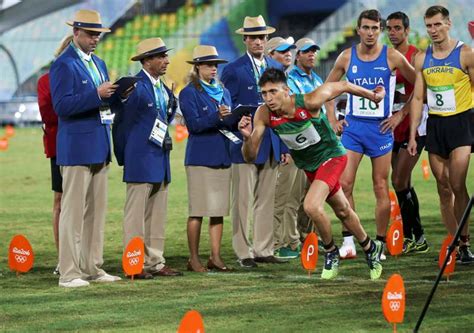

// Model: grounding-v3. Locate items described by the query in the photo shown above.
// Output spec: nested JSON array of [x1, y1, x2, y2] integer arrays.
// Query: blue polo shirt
[[287, 66, 325, 113]]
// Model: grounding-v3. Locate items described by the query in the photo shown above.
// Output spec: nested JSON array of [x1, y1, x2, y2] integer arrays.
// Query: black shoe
[[238, 258, 258, 268], [457, 245, 474, 264], [128, 271, 154, 279], [254, 255, 288, 264]]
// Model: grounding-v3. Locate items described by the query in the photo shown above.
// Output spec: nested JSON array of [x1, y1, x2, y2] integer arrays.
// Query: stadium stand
[[0, 0, 471, 105], [0, 0, 136, 100]]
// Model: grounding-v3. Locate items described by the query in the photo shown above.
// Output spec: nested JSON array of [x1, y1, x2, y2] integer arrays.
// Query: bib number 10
[[352, 96, 384, 118], [359, 97, 378, 111]]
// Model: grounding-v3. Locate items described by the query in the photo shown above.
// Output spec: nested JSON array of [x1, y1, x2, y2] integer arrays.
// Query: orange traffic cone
[[5, 125, 15, 138], [0, 136, 9, 151], [421, 159, 430, 180]]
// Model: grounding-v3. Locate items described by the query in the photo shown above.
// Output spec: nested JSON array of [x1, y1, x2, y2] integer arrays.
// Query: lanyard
[[250, 56, 266, 86], [154, 81, 168, 121], [72, 42, 104, 87], [85, 59, 103, 87]]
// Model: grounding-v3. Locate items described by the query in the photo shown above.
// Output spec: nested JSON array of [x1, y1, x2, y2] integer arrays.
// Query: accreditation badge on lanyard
[[100, 107, 114, 125], [219, 129, 242, 144], [149, 118, 168, 147], [149, 81, 169, 147]]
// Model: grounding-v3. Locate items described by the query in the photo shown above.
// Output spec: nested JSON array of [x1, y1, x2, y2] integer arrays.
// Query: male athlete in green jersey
[[238, 68, 385, 280]]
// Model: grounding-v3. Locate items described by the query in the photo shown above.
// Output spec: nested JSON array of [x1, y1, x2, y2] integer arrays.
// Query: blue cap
[[275, 43, 297, 52]]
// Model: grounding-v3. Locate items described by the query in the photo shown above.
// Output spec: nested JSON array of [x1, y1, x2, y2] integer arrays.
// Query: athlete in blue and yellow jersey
[[238, 68, 385, 280], [325, 9, 415, 259], [408, 6, 474, 263]]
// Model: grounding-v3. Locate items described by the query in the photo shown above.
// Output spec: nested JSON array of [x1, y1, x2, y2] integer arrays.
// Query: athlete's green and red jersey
[[268, 94, 346, 172]]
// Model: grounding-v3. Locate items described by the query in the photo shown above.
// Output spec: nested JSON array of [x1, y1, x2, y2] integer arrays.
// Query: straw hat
[[265, 37, 296, 54], [186, 45, 228, 65], [235, 15, 275, 35], [66, 9, 111, 33], [130, 38, 173, 61], [295, 38, 320, 52]]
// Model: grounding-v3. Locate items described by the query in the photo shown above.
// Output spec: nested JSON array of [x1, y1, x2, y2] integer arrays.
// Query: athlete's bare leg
[[371, 152, 392, 237], [428, 154, 458, 235]]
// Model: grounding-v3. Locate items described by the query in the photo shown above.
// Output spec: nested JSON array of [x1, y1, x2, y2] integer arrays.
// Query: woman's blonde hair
[[54, 35, 74, 58]]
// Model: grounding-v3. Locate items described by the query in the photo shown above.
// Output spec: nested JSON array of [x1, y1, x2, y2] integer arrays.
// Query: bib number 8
[[427, 84, 456, 113]]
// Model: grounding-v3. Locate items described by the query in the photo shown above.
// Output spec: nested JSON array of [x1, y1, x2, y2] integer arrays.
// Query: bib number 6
[[295, 133, 307, 144]]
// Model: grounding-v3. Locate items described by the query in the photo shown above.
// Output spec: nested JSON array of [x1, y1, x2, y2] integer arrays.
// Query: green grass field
[[0, 127, 473, 332]]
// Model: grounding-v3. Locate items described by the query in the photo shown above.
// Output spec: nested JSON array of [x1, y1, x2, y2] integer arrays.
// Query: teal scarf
[[200, 79, 224, 103]]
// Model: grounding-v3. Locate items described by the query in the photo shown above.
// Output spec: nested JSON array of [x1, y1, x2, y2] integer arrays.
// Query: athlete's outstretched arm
[[304, 81, 385, 114], [239, 106, 270, 163]]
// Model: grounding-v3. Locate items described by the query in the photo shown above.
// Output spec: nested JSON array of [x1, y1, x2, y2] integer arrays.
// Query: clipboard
[[113, 76, 141, 96], [232, 104, 258, 118]]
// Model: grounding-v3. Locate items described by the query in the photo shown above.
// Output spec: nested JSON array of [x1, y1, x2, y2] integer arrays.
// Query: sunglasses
[[83, 30, 102, 38]]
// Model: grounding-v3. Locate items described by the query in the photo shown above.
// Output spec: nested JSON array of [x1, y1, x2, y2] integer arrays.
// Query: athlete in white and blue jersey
[[344, 44, 396, 156], [325, 9, 415, 259]]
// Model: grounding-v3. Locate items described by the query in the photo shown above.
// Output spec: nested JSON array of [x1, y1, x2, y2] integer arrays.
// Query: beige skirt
[[186, 166, 231, 217]]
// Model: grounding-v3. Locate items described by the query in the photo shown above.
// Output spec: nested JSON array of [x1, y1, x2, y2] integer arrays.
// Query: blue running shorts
[[341, 116, 394, 158]]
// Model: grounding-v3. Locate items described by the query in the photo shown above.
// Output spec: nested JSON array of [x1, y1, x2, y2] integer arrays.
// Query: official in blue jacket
[[115, 38, 182, 278], [49, 9, 123, 288], [179, 45, 236, 273], [221, 15, 290, 268]]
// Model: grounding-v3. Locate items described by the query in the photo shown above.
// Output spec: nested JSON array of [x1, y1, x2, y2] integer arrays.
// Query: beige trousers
[[123, 182, 168, 272], [273, 161, 306, 249], [231, 159, 278, 259], [58, 163, 108, 283]]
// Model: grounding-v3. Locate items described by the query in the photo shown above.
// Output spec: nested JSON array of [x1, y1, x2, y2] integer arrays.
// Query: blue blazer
[[114, 69, 177, 183], [50, 45, 117, 166], [221, 54, 287, 164], [179, 82, 235, 167]]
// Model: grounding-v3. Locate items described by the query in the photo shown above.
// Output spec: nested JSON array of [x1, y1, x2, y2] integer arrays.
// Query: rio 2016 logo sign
[[122, 238, 145, 277], [8, 235, 34, 273]]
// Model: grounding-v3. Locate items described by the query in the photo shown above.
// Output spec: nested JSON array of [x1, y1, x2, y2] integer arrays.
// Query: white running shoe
[[53, 264, 60, 275], [339, 242, 357, 259], [380, 243, 387, 261], [88, 273, 122, 283], [59, 278, 90, 288]]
